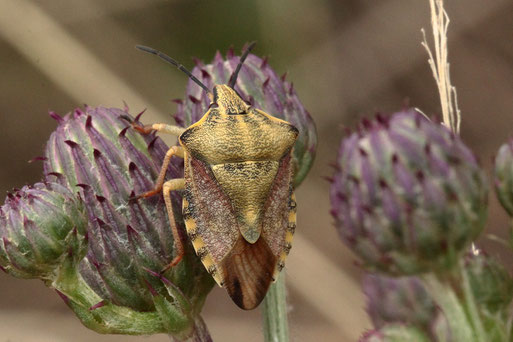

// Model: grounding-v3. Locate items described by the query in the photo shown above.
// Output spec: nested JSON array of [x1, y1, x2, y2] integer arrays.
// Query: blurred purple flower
[[330, 109, 488, 275]]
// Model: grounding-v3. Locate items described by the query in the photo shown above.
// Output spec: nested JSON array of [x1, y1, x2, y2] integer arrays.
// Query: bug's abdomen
[[211, 160, 278, 243]]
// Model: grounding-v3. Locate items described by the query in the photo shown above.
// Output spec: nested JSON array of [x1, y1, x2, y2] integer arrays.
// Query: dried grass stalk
[[421, 0, 461, 134]]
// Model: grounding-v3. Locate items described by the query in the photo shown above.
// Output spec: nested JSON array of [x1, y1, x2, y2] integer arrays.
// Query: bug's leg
[[121, 115, 186, 136], [161, 178, 186, 273], [136, 146, 184, 199], [150, 123, 187, 136], [123, 116, 186, 136]]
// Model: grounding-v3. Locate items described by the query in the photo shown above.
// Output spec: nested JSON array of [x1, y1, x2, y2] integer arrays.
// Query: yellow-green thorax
[[179, 84, 298, 244]]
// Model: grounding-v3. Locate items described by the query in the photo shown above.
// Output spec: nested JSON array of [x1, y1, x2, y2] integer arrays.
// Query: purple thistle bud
[[363, 274, 450, 340], [330, 109, 488, 275], [173, 48, 317, 187], [41, 106, 213, 337], [0, 182, 87, 279]]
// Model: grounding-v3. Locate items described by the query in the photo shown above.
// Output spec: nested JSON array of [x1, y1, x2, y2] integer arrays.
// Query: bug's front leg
[[121, 115, 186, 136], [135, 146, 184, 199], [137, 123, 186, 136], [162, 178, 186, 273]]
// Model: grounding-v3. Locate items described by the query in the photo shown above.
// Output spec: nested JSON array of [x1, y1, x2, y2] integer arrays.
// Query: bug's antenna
[[136, 45, 214, 100], [228, 41, 257, 89]]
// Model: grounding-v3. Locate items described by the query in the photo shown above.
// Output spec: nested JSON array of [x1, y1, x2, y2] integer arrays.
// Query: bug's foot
[[133, 123, 155, 135], [120, 115, 154, 135], [160, 254, 183, 274], [129, 188, 163, 201], [139, 188, 162, 199]]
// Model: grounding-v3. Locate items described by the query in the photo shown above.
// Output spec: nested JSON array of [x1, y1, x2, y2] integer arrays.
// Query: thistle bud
[[43, 107, 213, 339], [330, 110, 488, 275], [494, 140, 513, 216], [364, 274, 439, 330], [0, 182, 87, 280], [173, 47, 317, 187]]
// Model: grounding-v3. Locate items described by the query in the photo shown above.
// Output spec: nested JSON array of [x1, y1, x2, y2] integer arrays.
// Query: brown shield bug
[[128, 43, 298, 309]]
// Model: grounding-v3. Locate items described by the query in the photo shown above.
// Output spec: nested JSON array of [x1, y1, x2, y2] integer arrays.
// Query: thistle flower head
[[173, 46, 317, 187], [40, 106, 213, 338], [0, 182, 87, 279], [330, 109, 488, 275]]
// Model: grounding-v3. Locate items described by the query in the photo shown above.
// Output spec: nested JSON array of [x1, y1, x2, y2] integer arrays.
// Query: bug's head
[[210, 42, 256, 115], [212, 84, 249, 115]]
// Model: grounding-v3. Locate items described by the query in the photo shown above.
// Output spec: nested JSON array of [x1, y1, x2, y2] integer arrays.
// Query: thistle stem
[[262, 272, 289, 342], [460, 261, 487, 342], [422, 273, 475, 341]]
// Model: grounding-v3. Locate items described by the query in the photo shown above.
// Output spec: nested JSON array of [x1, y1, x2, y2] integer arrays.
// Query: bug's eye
[[209, 103, 219, 109]]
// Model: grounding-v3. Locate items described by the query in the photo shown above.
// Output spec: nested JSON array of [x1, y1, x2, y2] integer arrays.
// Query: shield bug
[[128, 43, 298, 310]]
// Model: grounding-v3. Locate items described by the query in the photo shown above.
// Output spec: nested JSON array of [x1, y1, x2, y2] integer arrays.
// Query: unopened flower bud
[[43, 106, 213, 339], [330, 110, 488, 275], [0, 182, 87, 279]]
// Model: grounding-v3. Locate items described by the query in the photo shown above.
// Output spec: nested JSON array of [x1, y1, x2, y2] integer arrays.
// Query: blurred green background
[[1, 0, 513, 341]]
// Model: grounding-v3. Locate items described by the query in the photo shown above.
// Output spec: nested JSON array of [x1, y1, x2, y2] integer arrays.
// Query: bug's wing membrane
[[220, 235, 276, 310]]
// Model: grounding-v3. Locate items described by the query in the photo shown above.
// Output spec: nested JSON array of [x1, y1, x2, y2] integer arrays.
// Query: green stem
[[262, 272, 289, 342], [421, 273, 475, 341], [460, 261, 487, 342]]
